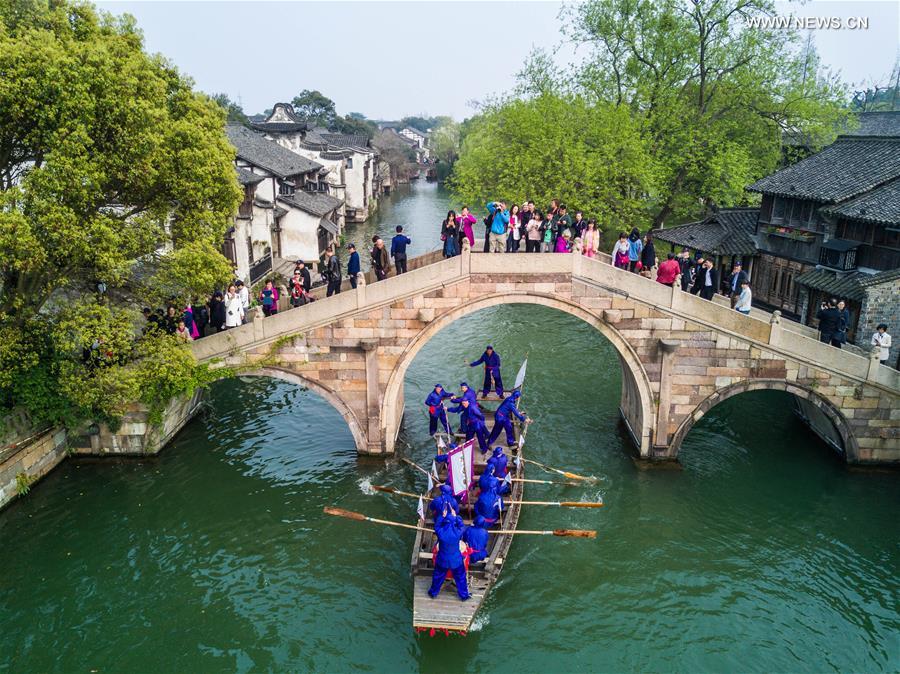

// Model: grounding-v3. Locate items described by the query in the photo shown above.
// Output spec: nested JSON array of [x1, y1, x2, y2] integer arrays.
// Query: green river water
[[1, 183, 898, 673]]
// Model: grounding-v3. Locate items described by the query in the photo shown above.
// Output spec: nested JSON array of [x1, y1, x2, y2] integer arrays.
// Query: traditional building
[[396, 127, 429, 163], [746, 126, 900, 353], [250, 103, 379, 223], [225, 123, 344, 282], [652, 207, 760, 282]]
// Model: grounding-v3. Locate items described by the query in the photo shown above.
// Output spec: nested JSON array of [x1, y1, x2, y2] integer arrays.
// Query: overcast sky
[[97, 0, 899, 121]]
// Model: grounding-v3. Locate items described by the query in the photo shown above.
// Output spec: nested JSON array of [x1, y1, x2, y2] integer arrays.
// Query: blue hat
[[486, 345, 493, 350], [434, 383, 443, 389], [460, 381, 469, 388], [510, 390, 521, 399], [440, 484, 453, 496], [473, 516, 487, 528], [484, 463, 495, 476], [492, 446, 505, 457]]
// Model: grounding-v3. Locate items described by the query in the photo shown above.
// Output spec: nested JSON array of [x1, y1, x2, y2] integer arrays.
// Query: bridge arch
[[380, 292, 656, 455], [231, 367, 368, 454], [668, 379, 858, 461]]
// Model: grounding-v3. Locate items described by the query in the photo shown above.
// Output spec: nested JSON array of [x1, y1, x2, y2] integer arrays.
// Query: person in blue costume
[[450, 382, 478, 434], [474, 480, 503, 523], [449, 397, 488, 452], [460, 399, 489, 453], [428, 509, 470, 600], [487, 390, 528, 447], [468, 345, 504, 399], [478, 462, 509, 496], [425, 383, 453, 436], [429, 484, 459, 520], [463, 516, 490, 564], [486, 446, 509, 480]]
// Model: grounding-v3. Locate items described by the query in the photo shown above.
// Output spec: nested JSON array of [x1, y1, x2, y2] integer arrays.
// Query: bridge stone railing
[[194, 248, 899, 394]]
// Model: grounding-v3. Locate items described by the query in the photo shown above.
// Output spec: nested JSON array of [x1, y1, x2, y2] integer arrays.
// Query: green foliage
[[15, 471, 33, 496], [400, 115, 447, 134], [430, 119, 461, 165], [454, 0, 850, 229], [134, 332, 222, 425], [0, 0, 241, 431], [331, 114, 377, 140], [559, 0, 849, 225], [292, 89, 337, 127], [149, 240, 235, 306], [210, 92, 250, 125], [450, 94, 656, 234]]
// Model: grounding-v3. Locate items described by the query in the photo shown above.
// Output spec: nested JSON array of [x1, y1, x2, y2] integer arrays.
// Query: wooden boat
[[410, 384, 528, 635]]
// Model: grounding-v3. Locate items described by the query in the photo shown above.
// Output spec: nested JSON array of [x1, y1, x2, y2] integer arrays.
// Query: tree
[[210, 92, 250, 125], [559, 0, 849, 226], [400, 115, 441, 133], [0, 1, 241, 429], [450, 94, 655, 240], [332, 114, 377, 140], [291, 89, 337, 127]]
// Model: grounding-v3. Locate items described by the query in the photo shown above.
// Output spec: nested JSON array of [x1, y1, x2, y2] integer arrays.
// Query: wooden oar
[[400, 457, 443, 483], [493, 498, 604, 508], [517, 477, 581, 486], [324, 507, 596, 538], [519, 457, 598, 483], [372, 485, 603, 508]]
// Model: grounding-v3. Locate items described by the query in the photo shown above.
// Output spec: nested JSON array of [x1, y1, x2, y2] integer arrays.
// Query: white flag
[[427, 471, 434, 492], [437, 435, 446, 449], [518, 434, 525, 449], [417, 496, 425, 521], [514, 456, 520, 469], [503, 471, 512, 487], [514, 359, 528, 389], [497, 496, 503, 515]]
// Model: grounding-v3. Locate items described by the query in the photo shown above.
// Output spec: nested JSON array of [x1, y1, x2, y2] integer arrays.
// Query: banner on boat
[[446, 439, 475, 501]]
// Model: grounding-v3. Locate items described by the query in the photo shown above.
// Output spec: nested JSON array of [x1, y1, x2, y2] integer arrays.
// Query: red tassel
[[429, 628, 436, 637], [443, 629, 450, 637], [460, 631, 467, 637]]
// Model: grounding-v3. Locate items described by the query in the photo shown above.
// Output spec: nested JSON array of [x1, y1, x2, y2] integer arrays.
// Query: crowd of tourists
[[438, 200, 756, 313]]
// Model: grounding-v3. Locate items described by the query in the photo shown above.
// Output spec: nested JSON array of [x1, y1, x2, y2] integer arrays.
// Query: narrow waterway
[[1, 184, 897, 673]]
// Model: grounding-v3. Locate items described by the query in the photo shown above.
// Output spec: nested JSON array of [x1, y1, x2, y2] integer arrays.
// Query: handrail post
[[768, 310, 782, 345], [461, 236, 472, 275], [867, 344, 882, 381]]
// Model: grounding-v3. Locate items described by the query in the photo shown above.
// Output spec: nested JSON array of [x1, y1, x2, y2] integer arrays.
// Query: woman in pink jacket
[[455, 206, 477, 248], [582, 219, 600, 258]]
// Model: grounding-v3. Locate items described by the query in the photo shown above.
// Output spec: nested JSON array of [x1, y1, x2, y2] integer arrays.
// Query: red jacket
[[656, 258, 681, 285]]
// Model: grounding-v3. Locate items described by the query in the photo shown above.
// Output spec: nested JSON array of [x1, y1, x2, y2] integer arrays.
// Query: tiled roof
[[795, 269, 866, 301], [747, 136, 900, 202], [858, 266, 900, 288], [320, 133, 370, 149], [319, 217, 339, 236], [821, 177, 900, 227], [278, 191, 343, 217], [251, 121, 308, 133], [235, 167, 264, 185], [848, 111, 900, 137], [795, 266, 900, 302], [226, 124, 322, 178], [652, 208, 759, 257]]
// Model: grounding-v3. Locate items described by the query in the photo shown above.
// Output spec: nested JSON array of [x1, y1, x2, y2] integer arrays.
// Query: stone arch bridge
[[191, 248, 900, 465]]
